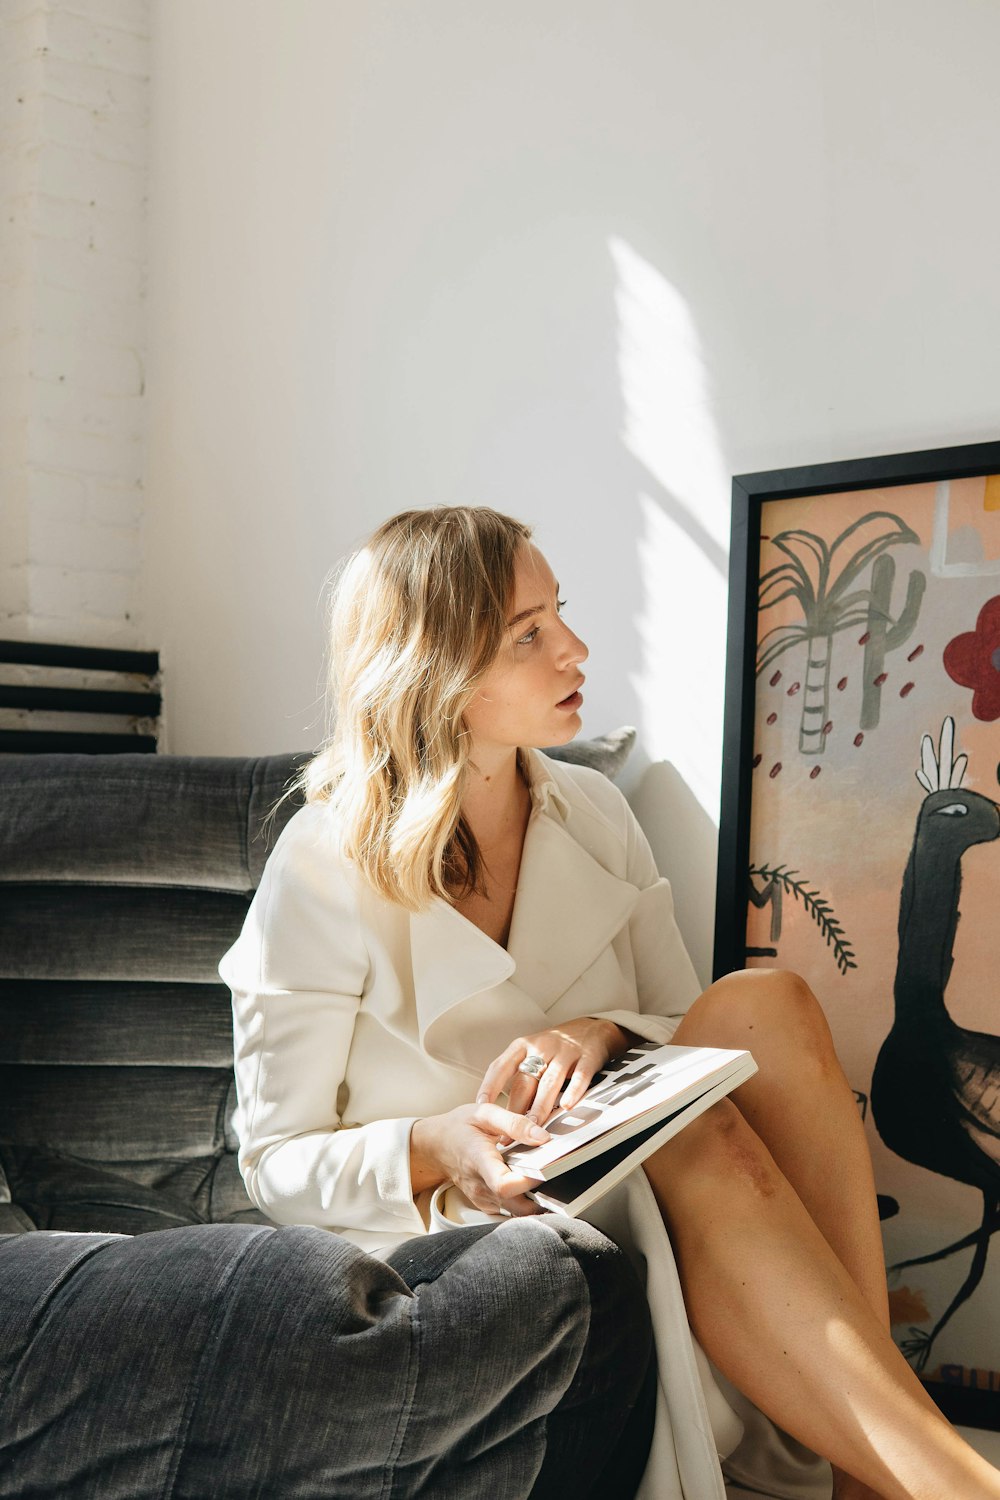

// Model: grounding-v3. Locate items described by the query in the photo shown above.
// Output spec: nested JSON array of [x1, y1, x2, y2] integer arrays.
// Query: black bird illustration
[[871, 717, 1000, 1371]]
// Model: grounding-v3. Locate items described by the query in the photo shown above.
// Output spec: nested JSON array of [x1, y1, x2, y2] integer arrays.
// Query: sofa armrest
[[0, 1217, 651, 1499]]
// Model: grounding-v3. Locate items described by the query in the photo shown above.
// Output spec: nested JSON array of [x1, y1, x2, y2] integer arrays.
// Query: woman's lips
[[556, 690, 583, 710]]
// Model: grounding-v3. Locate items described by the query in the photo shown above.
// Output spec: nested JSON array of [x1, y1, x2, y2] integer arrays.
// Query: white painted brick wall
[[0, 0, 150, 648]]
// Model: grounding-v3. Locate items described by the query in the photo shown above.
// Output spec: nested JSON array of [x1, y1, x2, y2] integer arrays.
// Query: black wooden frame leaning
[[713, 435, 1000, 1431], [714, 436, 1000, 980]]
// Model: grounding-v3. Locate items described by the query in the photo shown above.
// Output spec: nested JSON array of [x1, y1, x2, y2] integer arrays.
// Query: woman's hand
[[410, 1103, 552, 1216], [478, 1018, 634, 1127]]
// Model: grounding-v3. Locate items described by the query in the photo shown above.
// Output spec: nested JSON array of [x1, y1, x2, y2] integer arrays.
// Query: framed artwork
[[715, 439, 1000, 1429]]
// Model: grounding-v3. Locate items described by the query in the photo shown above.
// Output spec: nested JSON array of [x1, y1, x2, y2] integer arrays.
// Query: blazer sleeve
[[220, 809, 427, 1239], [585, 784, 703, 1047]]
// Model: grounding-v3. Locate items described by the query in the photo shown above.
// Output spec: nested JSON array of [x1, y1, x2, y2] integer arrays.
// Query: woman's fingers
[[530, 1045, 604, 1123], [483, 1154, 546, 1215], [463, 1113, 548, 1215], [478, 1020, 622, 1124], [527, 1057, 571, 1123], [504, 1072, 542, 1118], [478, 1039, 531, 1103], [416, 1104, 552, 1216], [482, 1040, 577, 1117], [558, 1058, 599, 1111], [473, 1101, 551, 1147], [479, 1033, 578, 1106], [505, 1052, 592, 1124], [496, 1180, 543, 1215]]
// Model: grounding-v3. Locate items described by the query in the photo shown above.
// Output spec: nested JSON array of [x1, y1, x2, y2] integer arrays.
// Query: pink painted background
[[746, 476, 1000, 1384]]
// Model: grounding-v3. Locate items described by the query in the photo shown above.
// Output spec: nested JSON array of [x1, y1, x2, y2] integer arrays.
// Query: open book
[[502, 1038, 757, 1216]]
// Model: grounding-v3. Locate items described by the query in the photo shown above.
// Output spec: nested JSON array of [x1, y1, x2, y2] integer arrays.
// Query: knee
[[649, 1098, 781, 1203], [701, 968, 837, 1069]]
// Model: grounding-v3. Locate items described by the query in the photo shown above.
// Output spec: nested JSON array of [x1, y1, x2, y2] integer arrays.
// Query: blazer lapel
[[409, 803, 640, 1077], [409, 900, 549, 1076], [506, 810, 639, 1007]]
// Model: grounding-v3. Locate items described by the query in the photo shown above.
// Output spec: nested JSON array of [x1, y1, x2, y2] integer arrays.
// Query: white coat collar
[[408, 750, 639, 1077]]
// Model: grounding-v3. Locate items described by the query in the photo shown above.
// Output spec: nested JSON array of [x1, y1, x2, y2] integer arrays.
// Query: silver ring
[[517, 1052, 547, 1079]]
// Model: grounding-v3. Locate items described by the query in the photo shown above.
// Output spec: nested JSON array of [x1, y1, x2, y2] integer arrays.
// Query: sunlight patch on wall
[[610, 237, 729, 559], [611, 237, 728, 821], [632, 492, 726, 820]]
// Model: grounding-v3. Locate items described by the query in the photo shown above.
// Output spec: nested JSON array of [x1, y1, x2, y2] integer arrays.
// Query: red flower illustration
[[943, 595, 1000, 720]]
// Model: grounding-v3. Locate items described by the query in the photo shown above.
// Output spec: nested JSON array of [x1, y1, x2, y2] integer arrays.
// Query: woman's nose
[[558, 620, 588, 665]]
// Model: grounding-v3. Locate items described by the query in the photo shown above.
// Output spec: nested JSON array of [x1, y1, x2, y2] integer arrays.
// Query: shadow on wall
[[627, 757, 718, 990]]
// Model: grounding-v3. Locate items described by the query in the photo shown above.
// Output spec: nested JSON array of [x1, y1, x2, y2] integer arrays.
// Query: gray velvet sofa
[[0, 735, 651, 1498], [0, 750, 308, 1237]]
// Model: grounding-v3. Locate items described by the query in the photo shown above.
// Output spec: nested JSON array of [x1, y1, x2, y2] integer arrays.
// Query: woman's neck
[[461, 746, 531, 852], [454, 746, 532, 945]]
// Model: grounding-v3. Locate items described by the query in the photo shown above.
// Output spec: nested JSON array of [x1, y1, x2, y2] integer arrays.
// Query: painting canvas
[[715, 440, 1000, 1429]]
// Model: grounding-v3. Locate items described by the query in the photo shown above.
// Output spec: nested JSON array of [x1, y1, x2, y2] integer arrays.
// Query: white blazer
[[221, 750, 829, 1500], [220, 748, 701, 1257]]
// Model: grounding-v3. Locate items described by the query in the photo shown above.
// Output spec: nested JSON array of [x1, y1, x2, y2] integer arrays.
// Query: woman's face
[[464, 543, 588, 758]]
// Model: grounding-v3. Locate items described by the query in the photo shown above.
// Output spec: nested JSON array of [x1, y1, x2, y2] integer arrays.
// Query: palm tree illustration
[[757, 511, 922, 754]]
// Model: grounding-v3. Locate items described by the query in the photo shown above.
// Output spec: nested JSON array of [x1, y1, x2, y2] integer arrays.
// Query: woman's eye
[[516, 626, 540, 646], [556, 597, 567, 613]]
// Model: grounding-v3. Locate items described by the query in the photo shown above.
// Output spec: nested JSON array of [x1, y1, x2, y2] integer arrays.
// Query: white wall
[[143, 0, 1000, 982]]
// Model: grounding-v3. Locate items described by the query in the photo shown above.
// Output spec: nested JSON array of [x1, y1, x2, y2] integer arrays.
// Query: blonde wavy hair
[[294, 505, 532, 910]]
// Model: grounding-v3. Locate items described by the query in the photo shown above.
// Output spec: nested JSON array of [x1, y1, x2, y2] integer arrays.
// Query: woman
[[221, 505, 1000, 1500]]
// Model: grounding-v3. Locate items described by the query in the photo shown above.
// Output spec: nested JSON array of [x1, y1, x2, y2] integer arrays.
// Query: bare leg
[[670, 969, 893, 1499], [643, 1100, 1000, 1500], [671, 970, 887, 1318]]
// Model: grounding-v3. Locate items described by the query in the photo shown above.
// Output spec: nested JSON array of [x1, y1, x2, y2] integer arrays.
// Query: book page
[[502, 1040, 749, 1176]]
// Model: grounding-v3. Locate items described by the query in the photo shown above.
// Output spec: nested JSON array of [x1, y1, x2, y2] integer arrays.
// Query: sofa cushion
[[0, 733, 634, 895], [1, 1150, 270, 1236], [0, 752, 307, 891], [1, 981, 234, 1067], [0, 1065, 234, 1160], [0, 888, 250, 983], [0, 1216, 650, 1499], [547, 724, 636, 779]]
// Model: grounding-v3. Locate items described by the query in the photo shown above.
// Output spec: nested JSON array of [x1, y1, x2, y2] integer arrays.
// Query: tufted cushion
[[0, 752, 306, 890], [0, 752, 307, 1236]]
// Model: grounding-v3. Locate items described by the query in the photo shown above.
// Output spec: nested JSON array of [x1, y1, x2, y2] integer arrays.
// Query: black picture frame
[[714, 436, 1000, 1430], [715, 436, 1000, 978]]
